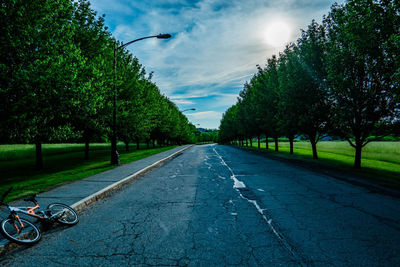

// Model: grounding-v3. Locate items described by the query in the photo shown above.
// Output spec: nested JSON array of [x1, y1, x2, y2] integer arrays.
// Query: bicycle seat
[[23, 195, 37, 202]]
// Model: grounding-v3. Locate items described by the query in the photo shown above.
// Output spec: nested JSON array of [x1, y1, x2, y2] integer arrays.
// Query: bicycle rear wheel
[[47, 203, 78, 225], [0, 218, 41, 244]]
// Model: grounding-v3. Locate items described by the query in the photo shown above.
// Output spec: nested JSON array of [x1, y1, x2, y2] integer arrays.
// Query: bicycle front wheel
[[47, 203, 78, 225], [0, 218, 41, 244]]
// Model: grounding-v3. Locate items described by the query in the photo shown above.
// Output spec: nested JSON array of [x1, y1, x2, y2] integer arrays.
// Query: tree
[[257, 56, 281, 151], [219, 104, 239, 144], [238, 83, 262, 147], [249, 69, 271, 149], [71, 0, 111, 159], [277, 46, 299, 154], [324, 0, 399, 168], [0, 0, 84, 169], [279, 21, 330, 159], [116, 50, 147, 151]]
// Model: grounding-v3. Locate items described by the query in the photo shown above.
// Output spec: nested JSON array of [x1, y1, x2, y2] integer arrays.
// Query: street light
[[181, 108, 196, 113], [111, 33, 172, 165]]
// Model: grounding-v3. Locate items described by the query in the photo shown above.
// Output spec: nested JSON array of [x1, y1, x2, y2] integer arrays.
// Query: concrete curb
[[0, 145, 193, 256]]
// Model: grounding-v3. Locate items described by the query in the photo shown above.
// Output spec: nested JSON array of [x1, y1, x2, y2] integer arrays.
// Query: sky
[[90, 0, 343, 129]]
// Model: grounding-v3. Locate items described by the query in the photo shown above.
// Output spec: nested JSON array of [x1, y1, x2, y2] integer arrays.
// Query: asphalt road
[[1, 144, 400, 266]]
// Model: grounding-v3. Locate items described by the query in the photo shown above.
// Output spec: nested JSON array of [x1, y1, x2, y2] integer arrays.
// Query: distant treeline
[[195, 130, 219, 143], [219, 0, 400, 168], [0, 0, 197, 168]]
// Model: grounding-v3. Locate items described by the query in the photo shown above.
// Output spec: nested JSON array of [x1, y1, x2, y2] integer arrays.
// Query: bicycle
[[0, 187, 78, 245]]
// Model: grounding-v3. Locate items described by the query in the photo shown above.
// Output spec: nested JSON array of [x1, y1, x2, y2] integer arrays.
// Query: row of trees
[[0, 0, 196, 169], [195, 130, 219, 143], [220, 0, 400, 168]]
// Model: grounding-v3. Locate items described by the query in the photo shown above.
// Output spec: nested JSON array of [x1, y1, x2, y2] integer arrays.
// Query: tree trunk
[[136, 138, 140, 150], [289, 136, 294, 155], [84, 139, 90, 160], [146, 140, 150, 149], [354, 142, 362, 169], [258, 135, 260, 149], [245, 139, 248, 147], [274, 137, 278, 152], [35, 142, 43, 170], [249, 138, 253, 147], [265, 134, 269, 149], [310, 139, 318, 159], [125, 142, 129, 152], [152, 139, 155, 148]]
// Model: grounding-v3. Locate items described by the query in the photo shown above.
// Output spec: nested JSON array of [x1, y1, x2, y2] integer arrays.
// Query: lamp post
[[111, 33, 172, 165], [180, 108, 196, 113]]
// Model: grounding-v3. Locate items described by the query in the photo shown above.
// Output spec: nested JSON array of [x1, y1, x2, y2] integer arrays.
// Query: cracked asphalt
[[1, 144, 400, 266]]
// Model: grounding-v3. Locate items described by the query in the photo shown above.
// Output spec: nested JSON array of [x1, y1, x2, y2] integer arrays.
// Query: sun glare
[[265, 20, 291, 48]]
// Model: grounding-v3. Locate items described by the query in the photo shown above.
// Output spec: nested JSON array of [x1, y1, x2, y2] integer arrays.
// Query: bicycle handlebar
[[0, 187, 13, 203]]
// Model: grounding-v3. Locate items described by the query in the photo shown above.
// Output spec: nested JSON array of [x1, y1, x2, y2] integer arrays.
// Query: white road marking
[[212, 147, 306, 266], [213, 148, 246, 189]]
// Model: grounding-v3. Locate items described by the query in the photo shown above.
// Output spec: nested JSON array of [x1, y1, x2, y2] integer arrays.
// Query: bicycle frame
[[8, 204, 44, 220], [7, 203, 66, 221]]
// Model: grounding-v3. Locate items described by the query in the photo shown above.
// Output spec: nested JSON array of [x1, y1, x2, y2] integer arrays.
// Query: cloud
[[90, 0, 134, 15], [186, 111, 222, 120], [170, 93, 238, 111], [171, 99, 195, 105], [213, 94, 239, 108], [111, 0, 338, 94]]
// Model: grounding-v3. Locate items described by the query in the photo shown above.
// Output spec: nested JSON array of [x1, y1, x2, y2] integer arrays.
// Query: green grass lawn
[[247, 141, 400, 189], [0, 143, 177, 201]]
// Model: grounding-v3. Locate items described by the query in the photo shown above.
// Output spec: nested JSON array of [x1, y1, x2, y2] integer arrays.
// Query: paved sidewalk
[[0, 145, 192, 249]]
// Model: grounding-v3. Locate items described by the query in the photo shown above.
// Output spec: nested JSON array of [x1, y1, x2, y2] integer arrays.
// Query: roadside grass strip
[[248, 141, 400, 189], [0, 144, 178, 202]]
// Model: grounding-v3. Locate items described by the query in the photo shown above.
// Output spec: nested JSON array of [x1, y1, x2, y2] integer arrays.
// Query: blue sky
[[90, 0, 342, 129]]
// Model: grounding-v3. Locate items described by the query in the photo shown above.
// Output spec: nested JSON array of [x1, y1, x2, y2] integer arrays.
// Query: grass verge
[[0, 143, 178, 201], [242, 141, 400, 190]]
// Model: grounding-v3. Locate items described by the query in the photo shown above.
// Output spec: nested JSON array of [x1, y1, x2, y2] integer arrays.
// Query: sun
[[265, 20, 292, 47]]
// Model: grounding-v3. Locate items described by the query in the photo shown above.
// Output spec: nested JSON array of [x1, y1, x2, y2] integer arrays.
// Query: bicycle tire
[[47, 203, 78, 225], [0, 218, 41, 244]]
